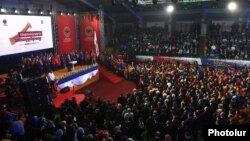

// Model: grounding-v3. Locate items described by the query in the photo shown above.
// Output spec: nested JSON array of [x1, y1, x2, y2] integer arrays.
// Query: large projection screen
[[0, 15, 53, 56]]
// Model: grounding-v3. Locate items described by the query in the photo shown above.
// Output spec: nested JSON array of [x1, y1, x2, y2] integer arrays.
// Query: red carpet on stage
[[81, 78, 136, 102], [99, 66, 123, 84], [53, 90, 85, 108]]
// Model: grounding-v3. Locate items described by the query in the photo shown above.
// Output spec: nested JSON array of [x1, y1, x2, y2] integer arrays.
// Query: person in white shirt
[[47, 70, 57, 92]]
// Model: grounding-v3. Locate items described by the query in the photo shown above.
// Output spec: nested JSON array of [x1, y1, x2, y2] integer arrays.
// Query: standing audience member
[[47, 69, 57, 92]]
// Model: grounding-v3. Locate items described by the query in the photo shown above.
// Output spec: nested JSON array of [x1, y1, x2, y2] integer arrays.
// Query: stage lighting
[[39, 10, 44, 15], [1, 8, 6, 13], [153, 0, 158, 5], [14, 9, 19, 14], [228, 1, 237, 11], [47, 10, 52, 15], [27, 10, 31, 14], [166, 5, 174, 13]]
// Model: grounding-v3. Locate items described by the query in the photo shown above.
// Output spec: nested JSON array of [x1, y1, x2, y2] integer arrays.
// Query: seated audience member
[[10, 113, 25, 141]]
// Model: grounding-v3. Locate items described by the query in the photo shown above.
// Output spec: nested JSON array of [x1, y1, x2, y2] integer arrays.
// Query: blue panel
[[56, 66, 98, 85]]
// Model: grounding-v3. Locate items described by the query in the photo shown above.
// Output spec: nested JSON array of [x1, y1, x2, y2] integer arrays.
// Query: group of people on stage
[[16, 50, 96, 78], [3, 49, 98, 108]]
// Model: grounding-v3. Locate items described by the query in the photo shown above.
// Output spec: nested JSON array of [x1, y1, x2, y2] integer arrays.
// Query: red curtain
[[80, 15, 100, 52], [57, 15, 77, 53]]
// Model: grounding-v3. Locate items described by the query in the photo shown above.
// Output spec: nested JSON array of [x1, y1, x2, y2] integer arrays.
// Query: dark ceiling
[[1, 0, 249, 22]]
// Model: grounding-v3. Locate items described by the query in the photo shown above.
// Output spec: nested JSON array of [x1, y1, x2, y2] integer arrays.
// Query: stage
[[0, 64, 99, 108]]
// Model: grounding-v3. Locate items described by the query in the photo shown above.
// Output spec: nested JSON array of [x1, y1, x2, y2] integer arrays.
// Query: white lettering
[[208, 129, 247, 136], [208, 129, 214, 136]]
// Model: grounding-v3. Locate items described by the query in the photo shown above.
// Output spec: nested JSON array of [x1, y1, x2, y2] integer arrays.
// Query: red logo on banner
[[84, 26, 94, 41], [63, 26, 72, 42], [85, 26, 94, 36]]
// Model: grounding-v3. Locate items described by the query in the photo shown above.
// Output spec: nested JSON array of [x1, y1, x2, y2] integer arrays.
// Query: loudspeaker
[[84, 89, 93, 97], [21, 77, 49, 115], [60, 86, 70, 94]]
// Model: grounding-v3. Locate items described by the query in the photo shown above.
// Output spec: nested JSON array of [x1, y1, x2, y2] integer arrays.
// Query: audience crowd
[[113, 24, 250, 60], [207, 32, 250, 60], [1, 23, 250, 141], [1, 53, 250, 141], [114, 28, 199, 57]]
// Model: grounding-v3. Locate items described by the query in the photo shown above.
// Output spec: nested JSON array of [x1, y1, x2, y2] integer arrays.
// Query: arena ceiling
[[55, 0, 250, 22], [1, 0, 250, 22]]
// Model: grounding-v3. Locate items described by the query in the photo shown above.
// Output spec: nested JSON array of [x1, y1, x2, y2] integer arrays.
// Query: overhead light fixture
[[14, 9, 19, 14], [228, 1, 237, 11], [48, 10, 52, 15], [1, 8, 6, 13], [166, 5, 174, 13]]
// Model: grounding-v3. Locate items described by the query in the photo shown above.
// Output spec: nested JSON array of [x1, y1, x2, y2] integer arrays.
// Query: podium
[[69, 61, 77, 71]]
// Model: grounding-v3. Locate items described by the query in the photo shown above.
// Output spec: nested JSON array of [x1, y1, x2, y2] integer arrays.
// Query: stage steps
[[99, 66, 123, 84]]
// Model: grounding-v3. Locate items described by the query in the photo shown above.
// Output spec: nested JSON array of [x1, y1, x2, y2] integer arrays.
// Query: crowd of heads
[[1, 22, 250, 141], [114, 27, 199, 57], [113, 23, 250, 60], [207, 31, 250, 60], [1, 56, 250, 141]]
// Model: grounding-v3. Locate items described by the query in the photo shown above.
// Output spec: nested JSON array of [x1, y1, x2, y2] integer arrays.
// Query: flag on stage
[[94, 31, 99, 56]]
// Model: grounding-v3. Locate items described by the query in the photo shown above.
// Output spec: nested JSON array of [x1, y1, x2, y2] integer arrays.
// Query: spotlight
[[60, 12, 64, 15], [40, 11, 44, 15], [27, 10, 31, 14], [228, 1, 237, 11], [1, 8, 6, 13], [14, 9, 19, 14], [48, 10, 52, 15], [166, 5, 174, 13]]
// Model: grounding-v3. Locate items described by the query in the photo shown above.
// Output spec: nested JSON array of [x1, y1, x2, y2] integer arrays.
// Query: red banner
[[80, 15, 100, 52], [57, 15, 77, 53]]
